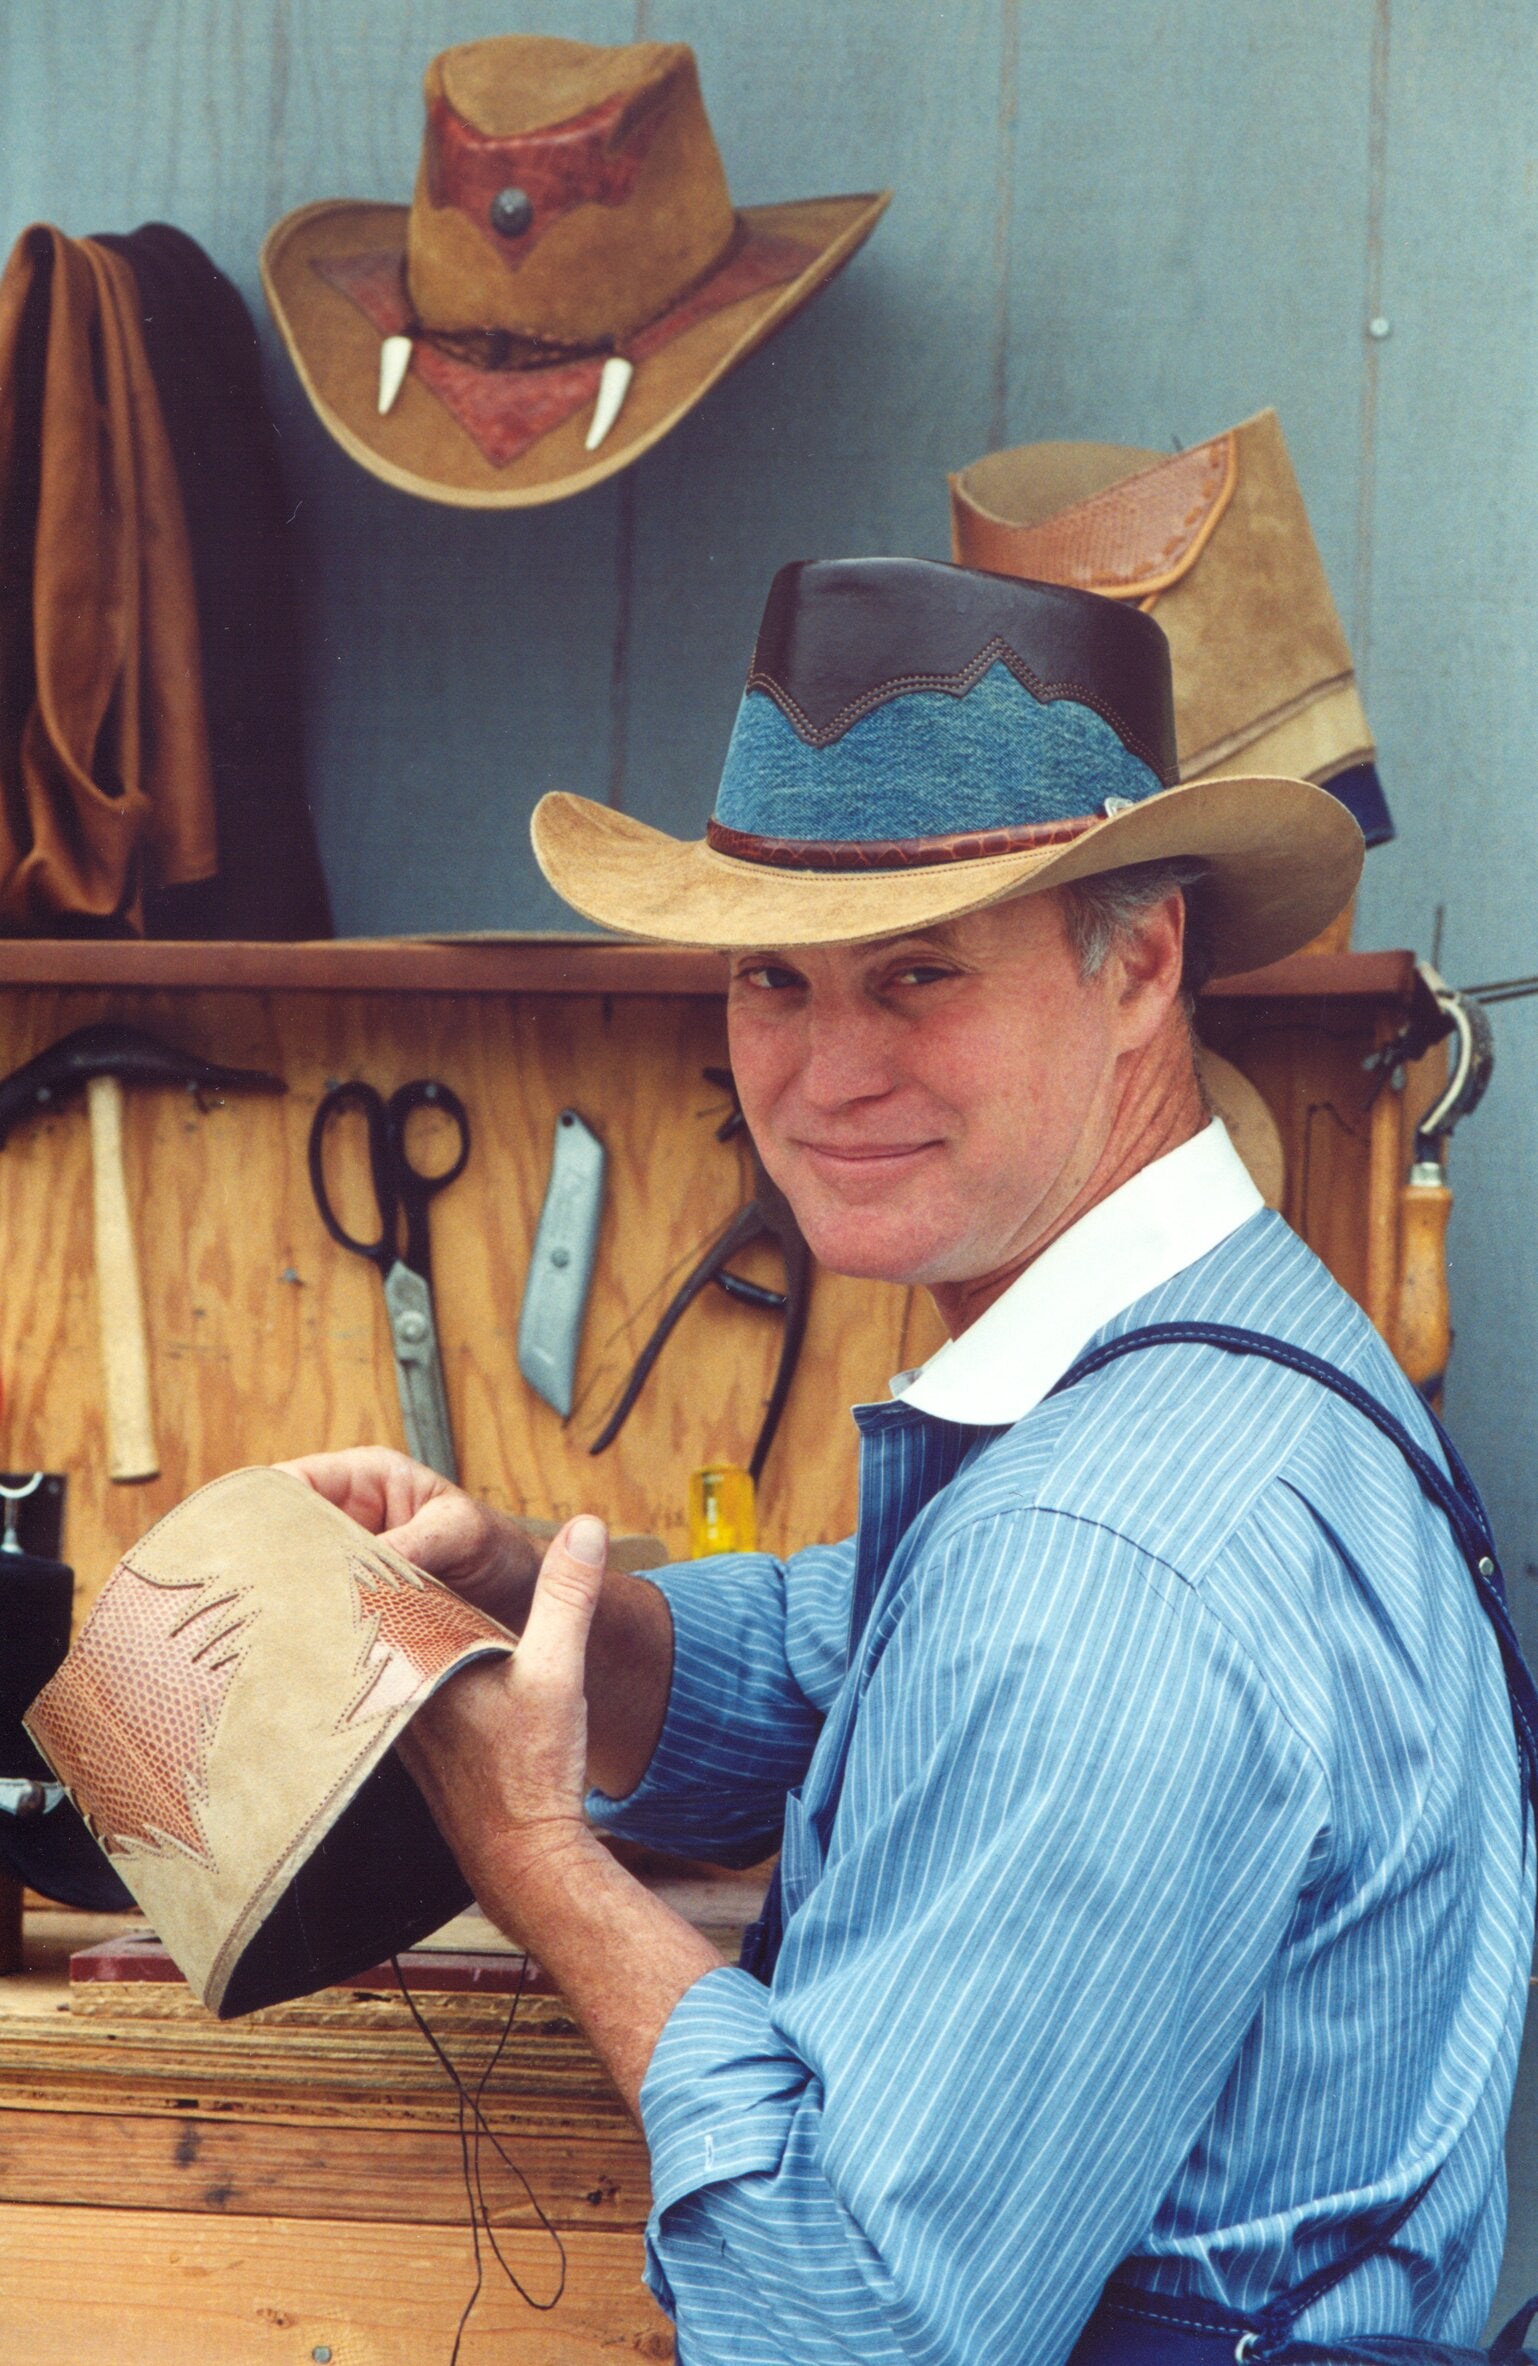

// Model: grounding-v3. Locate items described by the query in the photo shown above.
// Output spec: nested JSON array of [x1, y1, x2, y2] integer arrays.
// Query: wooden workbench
[[0, 1873, 769, 2362]]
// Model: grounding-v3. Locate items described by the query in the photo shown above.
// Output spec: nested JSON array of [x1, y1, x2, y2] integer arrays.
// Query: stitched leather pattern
[[955, 434, 1236, 600], [745, 637, 1171, 780], [340, 1549, 509, 1729], [28, 1563, 256, 1867], [707, 813, 1099, 871]]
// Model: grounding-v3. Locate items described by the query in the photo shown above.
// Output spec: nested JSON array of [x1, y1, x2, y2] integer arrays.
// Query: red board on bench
[[70, 1931, 556, 1996]]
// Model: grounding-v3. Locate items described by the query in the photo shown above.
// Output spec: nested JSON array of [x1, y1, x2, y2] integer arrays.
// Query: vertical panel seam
[[988, 0, 1022, 455], [606, 474, 638, 812], [1355, 0, 1392, 683], [601, 0, 652, 812], [267, 0, 290, 231]]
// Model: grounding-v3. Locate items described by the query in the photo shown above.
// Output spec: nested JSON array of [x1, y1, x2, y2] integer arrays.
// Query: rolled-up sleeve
[[633, 1508, 1330, 2366], [589, 1537, 856, 1864]]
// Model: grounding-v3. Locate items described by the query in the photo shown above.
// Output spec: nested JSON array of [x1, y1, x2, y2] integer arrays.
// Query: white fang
[[585, 355, 634, 451], [377, 335, 412, 417]]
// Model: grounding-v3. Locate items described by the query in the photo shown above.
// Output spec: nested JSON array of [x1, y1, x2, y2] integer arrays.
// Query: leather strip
[[425, 86, 662, 265], [952, 432, 1238, 603], [706, 813, 1099, 872], [312, 229, 813, 468], [745, 636, 1171, 781]]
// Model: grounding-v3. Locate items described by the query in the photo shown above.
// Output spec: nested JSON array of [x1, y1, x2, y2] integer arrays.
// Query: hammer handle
[[87, 1074, 159, 1482], [1393, 1175, 1453, 1413]]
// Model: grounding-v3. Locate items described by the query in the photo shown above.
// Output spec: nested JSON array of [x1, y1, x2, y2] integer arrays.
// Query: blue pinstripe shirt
[[592, 1131, 1532, 2366]]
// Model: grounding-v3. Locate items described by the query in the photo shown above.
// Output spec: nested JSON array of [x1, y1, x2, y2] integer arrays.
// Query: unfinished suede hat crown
[[407, 38, 734, 348], [532, 555, 1364, 973], [261, 35, 888, 507], [25, 1467, 514, 2018]]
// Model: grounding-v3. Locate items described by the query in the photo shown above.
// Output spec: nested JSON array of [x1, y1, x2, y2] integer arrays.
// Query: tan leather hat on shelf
[[948, 408, 1394, 863], [25, 1467, 515, 2018], [261, 35, 889, 508]]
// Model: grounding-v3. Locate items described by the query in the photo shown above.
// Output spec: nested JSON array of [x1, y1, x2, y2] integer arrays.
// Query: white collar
[[888, 1121, 1263, 1426]]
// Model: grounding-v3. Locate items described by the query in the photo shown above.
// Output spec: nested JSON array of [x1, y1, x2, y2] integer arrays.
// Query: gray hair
[[1058, 858, 1214, 997]]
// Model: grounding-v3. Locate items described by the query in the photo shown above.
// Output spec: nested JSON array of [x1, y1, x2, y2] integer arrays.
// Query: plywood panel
[[0, 2108, 651, 2231], [0, 2203, 672, 2364], [0, 985, 924, 1610]]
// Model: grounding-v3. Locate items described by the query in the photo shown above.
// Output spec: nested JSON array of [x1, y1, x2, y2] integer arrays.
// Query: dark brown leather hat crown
[[745, 557, 1178, 779]]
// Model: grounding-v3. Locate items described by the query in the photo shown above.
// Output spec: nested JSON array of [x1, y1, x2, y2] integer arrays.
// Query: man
[[289, 560, 1531, 2365]]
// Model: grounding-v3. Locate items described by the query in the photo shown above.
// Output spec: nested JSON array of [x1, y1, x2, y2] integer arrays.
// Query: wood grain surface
[[0, 2202, 674, 2363], [0, 983, 940, 1612]]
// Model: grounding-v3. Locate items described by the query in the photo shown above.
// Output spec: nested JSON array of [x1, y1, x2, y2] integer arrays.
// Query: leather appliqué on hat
[[708, 813, 1099, 872], [965, 434, 1237, 601], [312, 229, 814, 467], [31, 1565, 254, 1867], [339, 1550, 508, 1731], [426, 88, 661, 263]]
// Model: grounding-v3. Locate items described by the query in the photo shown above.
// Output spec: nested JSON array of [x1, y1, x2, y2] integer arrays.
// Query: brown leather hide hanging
[[0, 225, 216, 933]]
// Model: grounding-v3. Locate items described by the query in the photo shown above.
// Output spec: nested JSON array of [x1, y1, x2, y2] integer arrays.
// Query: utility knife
[[517, 1109, 605, 1417]]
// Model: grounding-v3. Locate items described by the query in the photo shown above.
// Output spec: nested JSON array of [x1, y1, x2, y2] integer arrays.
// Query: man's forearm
[[473, 1828, 723, 2118], [400, 1649, 720, 2120]]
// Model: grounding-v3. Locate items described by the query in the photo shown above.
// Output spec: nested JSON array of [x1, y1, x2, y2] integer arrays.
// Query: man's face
[[725, 888, 1180, 1296]]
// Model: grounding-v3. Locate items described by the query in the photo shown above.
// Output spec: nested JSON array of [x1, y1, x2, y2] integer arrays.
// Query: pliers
[[589, 1069, 811, 1483]]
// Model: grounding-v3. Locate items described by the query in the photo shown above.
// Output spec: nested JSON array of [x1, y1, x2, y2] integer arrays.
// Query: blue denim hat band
[[713, 661, 1164, 844]]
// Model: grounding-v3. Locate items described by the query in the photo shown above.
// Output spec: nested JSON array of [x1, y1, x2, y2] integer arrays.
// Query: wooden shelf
[[0, 934, 726, 996], [0, 936, 1417, 1001]]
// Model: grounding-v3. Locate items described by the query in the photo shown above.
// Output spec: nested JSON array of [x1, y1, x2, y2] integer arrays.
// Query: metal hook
[[0, 1470, 44, 1555]]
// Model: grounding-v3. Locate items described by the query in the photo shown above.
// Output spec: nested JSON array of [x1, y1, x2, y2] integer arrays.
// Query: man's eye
[[736, 963, 802, 991], [891, 964, 953, 987]]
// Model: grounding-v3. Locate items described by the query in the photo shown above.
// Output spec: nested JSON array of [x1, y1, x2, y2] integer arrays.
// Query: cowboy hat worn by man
[[287, 560, 1532, 2366]]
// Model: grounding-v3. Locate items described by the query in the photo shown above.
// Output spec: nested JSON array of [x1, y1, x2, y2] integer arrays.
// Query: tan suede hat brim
[[531, 775, 1364, 976], [261, 192, 889, 508]]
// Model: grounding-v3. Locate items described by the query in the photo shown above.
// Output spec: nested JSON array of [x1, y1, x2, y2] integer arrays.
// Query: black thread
[[390, 1953, 567, 2360]]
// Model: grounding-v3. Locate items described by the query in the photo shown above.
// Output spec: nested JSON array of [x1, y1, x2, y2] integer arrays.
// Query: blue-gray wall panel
[[1003, 0, 1376, 616], [618, 0, 1008, 842]]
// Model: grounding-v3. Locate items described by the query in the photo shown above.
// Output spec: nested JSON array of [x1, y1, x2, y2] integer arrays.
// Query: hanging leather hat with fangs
[[25, 1467, 515, 2018], [261, 36, 889, 506]]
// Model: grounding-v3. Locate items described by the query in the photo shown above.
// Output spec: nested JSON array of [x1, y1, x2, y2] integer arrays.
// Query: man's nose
[[795, 1003, 897, 1109]]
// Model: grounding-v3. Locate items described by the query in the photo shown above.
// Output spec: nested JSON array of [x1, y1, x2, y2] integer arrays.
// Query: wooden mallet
[[0, 1025, 286, 1480]]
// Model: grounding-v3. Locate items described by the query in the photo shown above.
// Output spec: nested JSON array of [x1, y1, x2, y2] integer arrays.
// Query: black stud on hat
[[532, 555, 1364, 973]]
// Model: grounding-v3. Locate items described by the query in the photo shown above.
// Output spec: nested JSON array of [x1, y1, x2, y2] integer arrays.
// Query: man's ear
[[1110, 891, 1187, 1039]]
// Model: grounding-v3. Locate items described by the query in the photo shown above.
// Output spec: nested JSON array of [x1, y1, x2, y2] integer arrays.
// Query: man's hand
[[399, 1512, 609, 1899], [400, 1514, 722, 2119], [277, 1447, 675, 1801], [276, 1446, 541, 1628]]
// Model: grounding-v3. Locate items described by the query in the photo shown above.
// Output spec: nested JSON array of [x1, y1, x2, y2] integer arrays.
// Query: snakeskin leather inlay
[[957, 435, 1235, 598], [29, 1565, 254, 1865], [339, 1550, 510, 1731], [706, 813, 1101, 871]]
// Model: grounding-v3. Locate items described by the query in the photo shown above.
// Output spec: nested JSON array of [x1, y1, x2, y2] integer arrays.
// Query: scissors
[[307, 1079, 471, 1481]]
